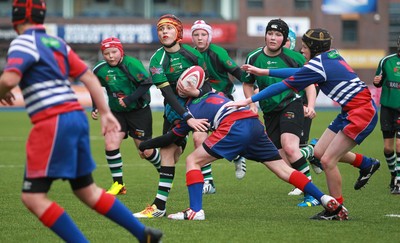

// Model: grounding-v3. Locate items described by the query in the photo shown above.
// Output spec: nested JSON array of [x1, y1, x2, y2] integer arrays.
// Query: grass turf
[[0, 110, 399, 242]]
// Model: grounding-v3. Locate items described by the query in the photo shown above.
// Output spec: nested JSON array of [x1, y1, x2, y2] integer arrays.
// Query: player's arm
[[227, 81, 289, 108], [269, 68, 299, 78], [122, 82, 152, 106], [79, 70, 121, 135], [157, 83, 208, 131], [158, 83, 192, 120], [241, 64, 299, 78], [252, 81, 289, 102], [304, 84, 317, 119], [139, 131, 181, 151], [0, 71, 19, 105], [229, 66, 244, 81], [373, 59, 385, 88], [373, 75, 383, 87], [121, 62, 153, 106], [242, 82, 258, 113]]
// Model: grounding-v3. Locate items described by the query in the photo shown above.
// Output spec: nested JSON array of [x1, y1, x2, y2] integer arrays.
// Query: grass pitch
[[0, 109, 399, 243]]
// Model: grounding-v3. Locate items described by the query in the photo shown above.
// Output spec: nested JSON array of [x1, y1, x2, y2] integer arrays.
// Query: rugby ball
[[177, 65, 205, 98]]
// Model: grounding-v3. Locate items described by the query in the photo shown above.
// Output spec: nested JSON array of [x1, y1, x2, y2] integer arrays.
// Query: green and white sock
[[153, 166, 175, 210], [106, 149, 123, 184], [201, 163, 214, 186], [146, 148, 161, 171]]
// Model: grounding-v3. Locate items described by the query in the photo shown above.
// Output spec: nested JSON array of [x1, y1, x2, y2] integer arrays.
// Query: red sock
[[352, 153, 363, 168], [40, 202, 64, 227], [335, 195, 344, 204], [288, 170, 309, 191], [186, 169, 204, 186], [93, 190, 115, 215]]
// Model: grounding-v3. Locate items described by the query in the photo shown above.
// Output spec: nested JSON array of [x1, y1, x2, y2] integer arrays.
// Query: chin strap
[[163, 40, 178, 49]]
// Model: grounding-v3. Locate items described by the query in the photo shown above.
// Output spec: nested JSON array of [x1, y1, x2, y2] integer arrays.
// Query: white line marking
[[385, 214, 400, 218]]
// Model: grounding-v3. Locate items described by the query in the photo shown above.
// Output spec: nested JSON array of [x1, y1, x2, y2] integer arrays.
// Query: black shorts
[[380, 105, 400, 139], [300, 117, 312, 146], [113, 106, 153, 140], [22, 174, 94, 193], [263, 100, 304, 149]]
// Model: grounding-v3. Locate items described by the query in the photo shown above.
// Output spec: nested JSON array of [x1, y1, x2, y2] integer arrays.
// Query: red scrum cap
[[101, 37, 124, 56], [12, 0, 46, 29]]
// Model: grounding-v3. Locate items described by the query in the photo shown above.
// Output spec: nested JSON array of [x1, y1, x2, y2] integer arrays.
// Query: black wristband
[[183, 112, 193, 121]]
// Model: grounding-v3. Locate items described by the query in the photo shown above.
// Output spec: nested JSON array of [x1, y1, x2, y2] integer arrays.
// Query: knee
[[104, 136, 123, 150], [320, 155, 334, 170], [21, 193, 30, 207], [142, 148, 154, 158], [314, 149, 323, 160], [384, 147, 394, 154], [21, 193, 39, 212], [192, 132, 207, 148], [281, 144, 298, 159]]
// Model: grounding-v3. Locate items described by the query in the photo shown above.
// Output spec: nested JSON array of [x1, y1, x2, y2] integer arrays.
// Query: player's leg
[[264, 111, 303, 196], [232, 155, 247, 179], [390, 110, 400, 193], [318, 130, 358, 203], [331, 104, 380, 190], [168, 117, 248, 220], [168, 144, 217, 220], [72, 175, 162, 242], [134, 142, 182, 218], [22, 112, 91, 241], [103, 111, 127, 195], [393, 135, 400, 194], [380, 106, 398, 191], [130, 106, 161, 172], [193, 131, 216, 194], [301, 116, 323, 174], [282, 138, 319, 206], [135, 138, 161, 171], [264, 160, 348, 221], [280, 101, 317, 205], [21, 177, 90, 242]]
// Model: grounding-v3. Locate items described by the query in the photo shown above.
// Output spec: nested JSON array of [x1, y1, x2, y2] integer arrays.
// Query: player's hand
[[138, 150, 146, 158], [91, 109, 99, 120], [0, 92, 15, 106], [249, 103, 258, 114], [100, 112, 121, 136], [177, 80, 199, 97], [304, 105, 316, 119], [118, 97, 127, 108], [187, 118, 209, 132], [373, 75, 382, 85], [241, 64, 269, 76]]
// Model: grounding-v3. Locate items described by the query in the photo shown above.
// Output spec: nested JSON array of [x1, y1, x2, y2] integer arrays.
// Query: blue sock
[[50, 212, 88, 242], [188, 182, 203, 212], [104, 199, 146, 241], [359, 156, 373, 170], [303, 182, 324, 202]]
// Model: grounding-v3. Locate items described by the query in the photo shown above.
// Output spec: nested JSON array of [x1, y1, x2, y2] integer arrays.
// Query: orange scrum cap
[[157, 14, 183, 42]]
